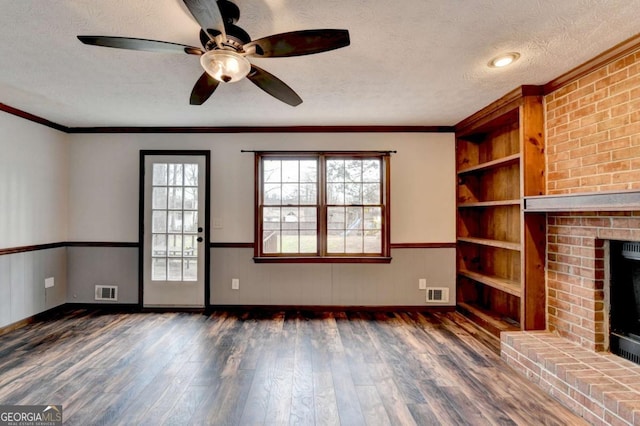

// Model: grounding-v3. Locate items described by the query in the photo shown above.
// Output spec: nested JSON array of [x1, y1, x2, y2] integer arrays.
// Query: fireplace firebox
[[609, 240, 640, 364]]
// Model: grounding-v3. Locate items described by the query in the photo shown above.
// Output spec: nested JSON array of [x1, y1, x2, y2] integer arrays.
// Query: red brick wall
[[545, 48, 640, 351], [547, 213, 640, 351], [545, 51, 640, 194]]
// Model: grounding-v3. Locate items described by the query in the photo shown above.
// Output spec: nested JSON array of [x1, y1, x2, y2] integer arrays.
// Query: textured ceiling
[[1, 0, 639, 128]]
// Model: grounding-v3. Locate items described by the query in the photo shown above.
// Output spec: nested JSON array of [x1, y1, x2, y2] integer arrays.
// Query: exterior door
[[142, 153, 208, 307]]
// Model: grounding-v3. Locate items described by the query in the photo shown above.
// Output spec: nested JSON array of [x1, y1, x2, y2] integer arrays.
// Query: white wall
[[0, 112, 69, 248], [67, 132, 456, 243], [0, 111, 69, 326]]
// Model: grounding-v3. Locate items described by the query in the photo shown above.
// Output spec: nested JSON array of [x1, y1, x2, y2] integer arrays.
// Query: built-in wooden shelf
[[456, 89, 546, 334], [457, 153, 520, 175], [458, 200, 521, 208], [458, 269, 521, 297], [456, 302, 521, 337], [525, 190, 640, 212], [457, 237, 521, 251]]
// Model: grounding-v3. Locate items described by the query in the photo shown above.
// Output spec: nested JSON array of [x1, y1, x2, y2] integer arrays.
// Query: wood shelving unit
[[455, 86, 546, 337]]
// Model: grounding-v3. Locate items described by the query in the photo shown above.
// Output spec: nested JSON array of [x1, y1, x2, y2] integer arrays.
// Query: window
[[254, 152, 391, 262]]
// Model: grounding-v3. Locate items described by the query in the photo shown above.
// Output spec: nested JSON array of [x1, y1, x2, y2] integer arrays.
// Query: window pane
[[346, 207, 363, 231], [152, 234, 167, 256], [299, 207, 317, 230], [365, 230, 382, 253], [184, 187, 198, 210], [183, 211, 198, 233], [327, 183, 345, 205], [183, 235, 197, 257], [300, 230, 317, 253], [282, 207, 299, 225], [364, 207, 382, 230], [263, 230, 280, 253], [168, 211, 182, 233], [168, 164, 183, 186], [152, 187, 167, 209], [363, 160, 381, 182], [152, 258, 166, 281], [168, 259, 182, 281], [282, 183, 299, 204], [183, 259, 197, 281], [152, 211, 167, 233], [327, 207, 345, 230], [168, 235, 182, 256], [153, 164, 167, 185], [184, 164, 198, 186], [345, 160, 362, 182], [282, 160, 299, 183], [345, 183, 362, 205], [264, 160, 281, 183], [326, 159, 344, 182], [168, 187, 183, 209], [363, 183, 380, 205], [346, 231, 363, 253], [263, 183, 281, 205], [299, 184, 317, 205], [327, 230, 345, 253], [263, 207, 281, 229], [300, 160, 317, 183], [281, 231, 299, 253]]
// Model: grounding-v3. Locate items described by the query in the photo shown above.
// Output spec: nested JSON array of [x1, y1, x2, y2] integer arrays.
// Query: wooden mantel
[[524, 190, 640, 212]]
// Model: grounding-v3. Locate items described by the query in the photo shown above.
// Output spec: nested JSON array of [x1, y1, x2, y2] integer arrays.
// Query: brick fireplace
[[500, 42, 640, 424]]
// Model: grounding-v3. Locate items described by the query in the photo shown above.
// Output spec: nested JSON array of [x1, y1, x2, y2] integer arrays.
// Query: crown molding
[[543, 32, 640, 95]]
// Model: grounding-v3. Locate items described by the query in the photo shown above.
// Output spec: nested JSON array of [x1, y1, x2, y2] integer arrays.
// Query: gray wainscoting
[[210, 247, 456, 306], [0, 247, 67, 328], [2, 245, 455, 329], [67, 247, 139, 304]]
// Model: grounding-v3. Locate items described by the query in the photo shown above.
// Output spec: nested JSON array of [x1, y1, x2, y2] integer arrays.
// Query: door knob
[[198, 227, 203, 232], [197, 237, 203, 242]]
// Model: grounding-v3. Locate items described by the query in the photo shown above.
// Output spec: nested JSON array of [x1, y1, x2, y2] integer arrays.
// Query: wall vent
[[426, 287, 449, 303], [95, 285, 118, 301]]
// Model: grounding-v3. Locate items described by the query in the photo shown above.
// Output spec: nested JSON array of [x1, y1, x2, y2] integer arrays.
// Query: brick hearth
[[502, 331, 640, 425]]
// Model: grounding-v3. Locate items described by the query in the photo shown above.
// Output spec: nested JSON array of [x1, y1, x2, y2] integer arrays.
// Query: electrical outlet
[[45, 277, 55, 288], [418, 278, 427, 290], [232, 278, 239, 290]]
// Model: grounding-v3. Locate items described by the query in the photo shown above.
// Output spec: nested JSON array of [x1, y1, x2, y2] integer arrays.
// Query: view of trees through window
[[257, 153, 388, 259], [151, 163, 199, 281]]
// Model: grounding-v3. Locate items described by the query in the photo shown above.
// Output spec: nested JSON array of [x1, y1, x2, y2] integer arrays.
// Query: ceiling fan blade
[[247, 65, 302, 107], [190, 72, 220, 105], [182, 0, 226, 42], [77, 36, 203, 55], [245, 29, 350, 58]]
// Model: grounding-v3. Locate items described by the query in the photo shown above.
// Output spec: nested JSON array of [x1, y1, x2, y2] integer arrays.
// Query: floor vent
[[95, 285, 118, 301], [426, 287, 449, 303]]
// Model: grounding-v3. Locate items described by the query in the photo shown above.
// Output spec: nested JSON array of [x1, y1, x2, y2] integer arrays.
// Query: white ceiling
[[1, 0, 639, 128]]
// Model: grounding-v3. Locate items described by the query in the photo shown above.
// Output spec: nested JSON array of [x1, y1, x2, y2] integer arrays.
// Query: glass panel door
[[143, 155, 206, 307]]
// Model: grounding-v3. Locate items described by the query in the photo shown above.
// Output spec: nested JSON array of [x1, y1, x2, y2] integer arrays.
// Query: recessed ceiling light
[[488, 52, 520, 68]]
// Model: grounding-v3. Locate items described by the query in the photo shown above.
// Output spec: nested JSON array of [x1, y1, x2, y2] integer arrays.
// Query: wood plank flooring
[[0, 309, 587, 425]]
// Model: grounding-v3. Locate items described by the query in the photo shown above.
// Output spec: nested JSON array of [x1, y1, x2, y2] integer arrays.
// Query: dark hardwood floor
[[0, 309, 586, 425]]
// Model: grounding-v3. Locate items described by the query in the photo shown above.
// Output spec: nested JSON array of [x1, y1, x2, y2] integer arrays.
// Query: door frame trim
[[138, 150, 211, 309]]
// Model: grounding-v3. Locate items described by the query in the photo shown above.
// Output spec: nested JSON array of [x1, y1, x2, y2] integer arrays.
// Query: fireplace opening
[[609, 240, 640, 365]]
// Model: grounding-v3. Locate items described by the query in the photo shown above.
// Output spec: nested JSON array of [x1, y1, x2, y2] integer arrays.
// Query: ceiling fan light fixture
[[488, 52, 520, 68], [200, 50, 251, 83]]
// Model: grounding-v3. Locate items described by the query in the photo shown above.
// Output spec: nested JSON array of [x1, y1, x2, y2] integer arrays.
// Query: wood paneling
[[0, 309, 586, 425]]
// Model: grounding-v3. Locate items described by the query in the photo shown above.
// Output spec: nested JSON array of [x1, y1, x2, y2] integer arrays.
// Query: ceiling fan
[[77, 0, 350, 106]]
